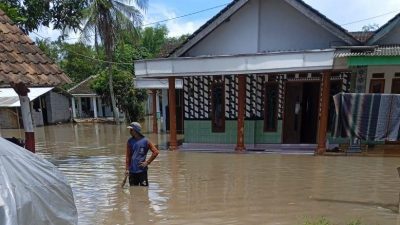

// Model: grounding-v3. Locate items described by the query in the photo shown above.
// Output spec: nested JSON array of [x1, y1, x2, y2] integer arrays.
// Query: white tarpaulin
[[0, 87, 54, 107], [0, 138, 77, 225]]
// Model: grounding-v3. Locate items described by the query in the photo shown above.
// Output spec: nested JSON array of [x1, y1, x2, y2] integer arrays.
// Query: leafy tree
[[80, 0, 148, 123], [59, 42, 103, 87], [157, 34, 190, 57], [35, 38, 61, 62], [36, 39, 102, 89], [0, 0, 85, 34], [362, 23, 379, 32], [91, 67, 147, 122], [0, 2, 26, 24], [140, 25, 168, 57], [91, 41, 149, 122]]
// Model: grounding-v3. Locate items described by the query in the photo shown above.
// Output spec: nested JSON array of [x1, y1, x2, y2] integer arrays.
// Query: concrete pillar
[[98, 98, 104, 117], [12, 82, 35, 153], [152, 89, 158, 133], [71, 97, 77, 118], [156, 90, 160, 132], [161, 89, 168, 132], [92, 96, 98, 118], [236, 75, 246, 152], [168, 77, 178, 150], [78, 97, 82, 118], [316, 71, 331, 155]]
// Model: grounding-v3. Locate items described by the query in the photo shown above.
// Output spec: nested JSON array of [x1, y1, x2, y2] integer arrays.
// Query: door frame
[[282, 80, 321, 144]]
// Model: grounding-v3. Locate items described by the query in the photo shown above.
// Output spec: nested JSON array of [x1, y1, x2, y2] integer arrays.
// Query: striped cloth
[[333, 93, 400, 141]]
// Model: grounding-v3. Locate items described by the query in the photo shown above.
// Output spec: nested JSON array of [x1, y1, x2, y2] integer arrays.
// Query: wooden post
[[236, 75, 246, 152], [152, 89, 158, 134], [11, 82, 35, 153], [168, 77, 178, 150], [316, 71, 331, 155]]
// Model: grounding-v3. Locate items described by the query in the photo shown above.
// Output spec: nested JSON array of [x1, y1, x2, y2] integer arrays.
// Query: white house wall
[[259, 0, 346, 52], [184, 0, 347, 57], [185, 0, 259, 56], [45, 92, 71, 124], [366, 66, 400, 93]]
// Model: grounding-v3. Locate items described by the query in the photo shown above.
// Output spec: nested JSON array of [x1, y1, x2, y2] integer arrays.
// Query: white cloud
[[143, 3, 205, 37]]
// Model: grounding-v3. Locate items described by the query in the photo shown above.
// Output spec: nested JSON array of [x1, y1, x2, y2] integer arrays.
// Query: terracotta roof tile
[[68, 76, 97, 95], [349, 32, 374, 43], [0, 9, 71, 86]]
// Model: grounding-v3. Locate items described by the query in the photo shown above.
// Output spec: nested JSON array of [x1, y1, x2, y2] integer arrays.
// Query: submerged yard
[[2, 123, 400, 225]]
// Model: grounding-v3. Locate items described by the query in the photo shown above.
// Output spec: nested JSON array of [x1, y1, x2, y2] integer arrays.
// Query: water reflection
[[1, 123, 400, 225]]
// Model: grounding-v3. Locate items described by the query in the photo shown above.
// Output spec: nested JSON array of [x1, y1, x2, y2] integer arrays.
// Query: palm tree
[[80, 0, 148, 123]]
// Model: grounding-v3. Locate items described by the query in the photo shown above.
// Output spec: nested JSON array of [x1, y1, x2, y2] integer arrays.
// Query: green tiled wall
[[184, 120, 282, 144]]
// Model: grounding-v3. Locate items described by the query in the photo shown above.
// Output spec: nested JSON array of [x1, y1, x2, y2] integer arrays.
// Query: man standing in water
[[125, 122, 159, 186]]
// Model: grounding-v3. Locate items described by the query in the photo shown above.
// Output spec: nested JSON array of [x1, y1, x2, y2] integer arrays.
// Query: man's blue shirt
[[128, 137, 149, 173]]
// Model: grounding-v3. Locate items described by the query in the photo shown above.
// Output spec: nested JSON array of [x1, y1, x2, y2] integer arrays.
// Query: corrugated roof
[[335, 45, 400, 57], [68, 76, 97, 95], [0, 10, 71, 86], [349, 31, 374, 43], [0, 87, 53, 107]]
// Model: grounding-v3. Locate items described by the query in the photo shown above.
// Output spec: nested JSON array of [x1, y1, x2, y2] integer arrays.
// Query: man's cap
[[127, 122, 143, 136]]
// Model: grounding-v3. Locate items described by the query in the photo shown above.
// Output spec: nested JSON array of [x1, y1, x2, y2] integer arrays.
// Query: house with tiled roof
[[68, 76, 116, 121], [134, 0, 400, 154], [0, 9, 71, 152]]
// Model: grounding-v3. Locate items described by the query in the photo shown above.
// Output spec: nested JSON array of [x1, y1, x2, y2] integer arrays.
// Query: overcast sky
[[30, 0, 400, 42]]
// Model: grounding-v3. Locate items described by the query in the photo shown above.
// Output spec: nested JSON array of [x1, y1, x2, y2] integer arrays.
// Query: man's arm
[[144, 142, 159, 166]]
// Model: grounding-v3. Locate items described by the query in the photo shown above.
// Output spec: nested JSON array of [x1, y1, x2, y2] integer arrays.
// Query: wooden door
[[391, 79, 400, 94], [369, 79, 385, 93], [283, 82, 303, 144], [300, 82, 320, 144]]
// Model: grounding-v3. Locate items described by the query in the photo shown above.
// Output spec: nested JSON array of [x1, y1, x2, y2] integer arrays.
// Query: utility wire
[[30, 4, 400, 64], [31, 2, 230, 42], [143, 3, 229, 27], [340, 9, 400, 26], [32, 31, 133, 65]]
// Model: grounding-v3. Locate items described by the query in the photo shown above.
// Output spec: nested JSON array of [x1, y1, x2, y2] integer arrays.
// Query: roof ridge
[[67, 75, 97, 93], [168, 0, 359, 57]]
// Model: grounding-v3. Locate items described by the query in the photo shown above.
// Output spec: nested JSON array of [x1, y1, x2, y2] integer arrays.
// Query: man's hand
[[139, 161, 149, 168]]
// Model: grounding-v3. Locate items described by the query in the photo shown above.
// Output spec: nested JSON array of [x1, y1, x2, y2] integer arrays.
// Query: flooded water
[[2, 123, 400, 225]]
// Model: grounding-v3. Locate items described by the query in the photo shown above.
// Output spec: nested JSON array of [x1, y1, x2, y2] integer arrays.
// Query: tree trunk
[[108, 65, 119, 123]]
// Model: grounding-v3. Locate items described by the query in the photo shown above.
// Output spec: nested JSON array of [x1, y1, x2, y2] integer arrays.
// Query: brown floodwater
[[2, 123, 400, 225]]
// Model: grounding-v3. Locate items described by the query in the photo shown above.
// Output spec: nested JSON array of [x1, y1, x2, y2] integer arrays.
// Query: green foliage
[[0, 0, 85, 33], [0, 2, 26, 24], [91, 67, 146, 122], [140, 25, 168, 57], [36, 39, 103, 89], [304, 217, 332, 225], [303, 218, 364, 225], [35, 38, 60, 62], [59, 42, 102, 86]]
